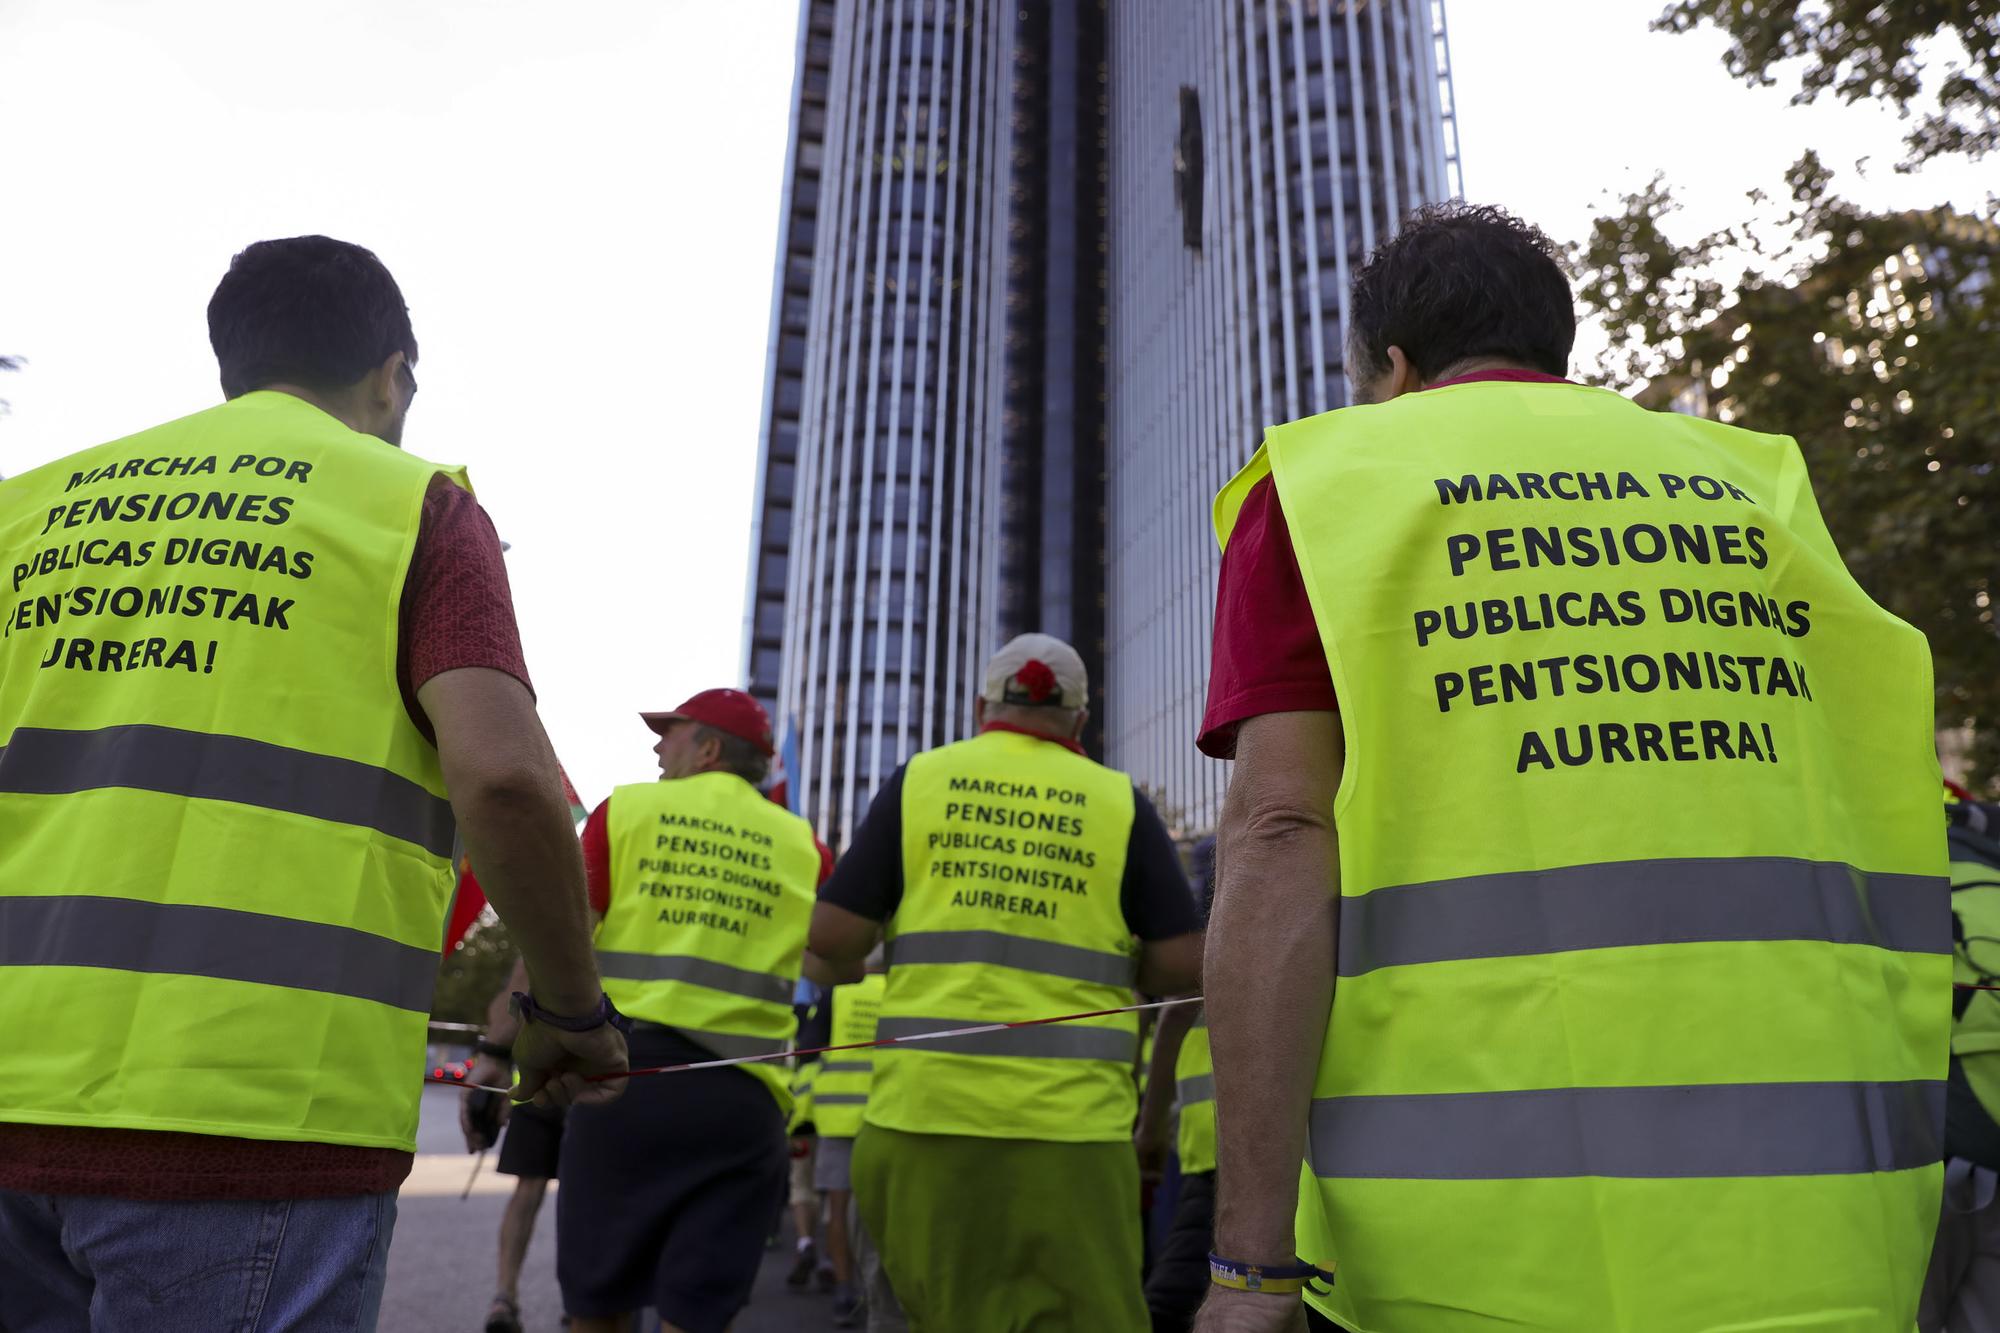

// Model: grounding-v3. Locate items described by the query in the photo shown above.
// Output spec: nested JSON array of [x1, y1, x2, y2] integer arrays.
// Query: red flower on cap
[[1016, 658, 1058, 704]]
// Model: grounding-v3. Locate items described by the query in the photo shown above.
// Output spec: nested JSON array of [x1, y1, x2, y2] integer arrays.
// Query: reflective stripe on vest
[[1310, 1080, 1944, 1179], [599, 773, 819, 1110], [632, 1024, 790, 1062], [1175, 1010, 1215, 1174], [1222, 379, 1950, 1330], [787, 1058, 817, 1133], [816, 972, 886, 1137], [0, 723, 455, 857], [873, 1014, 1135, 1060], [887, 929, 1137, 987], [0, 894, 437, 1012], [869, 730, 1140, 1142], [595, 951, 795, 1006], [1341, 856, 1948, 975], [0, 391, 463, 1152]]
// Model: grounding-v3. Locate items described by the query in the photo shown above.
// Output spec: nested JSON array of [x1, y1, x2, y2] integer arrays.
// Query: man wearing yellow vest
[[1193, 202, 1949, 1333], [813, 633, 1206, 1332], [0, 236, 626, 1331], [559, 690, 827, 1333], [1139, 836, 1216, 1333], [815, 965, 892, 1327]]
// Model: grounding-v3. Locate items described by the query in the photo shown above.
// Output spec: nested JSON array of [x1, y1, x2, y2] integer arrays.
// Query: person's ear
[[973, 698, 988, 727], [1385, 345, 1423, 400], [700, 732, 725, 771], [371, 352, 407, 413], [1071, 708, 1089, 742]]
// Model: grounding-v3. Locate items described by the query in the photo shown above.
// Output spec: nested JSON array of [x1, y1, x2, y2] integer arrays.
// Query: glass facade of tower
[[747, 0, 1457, 845], [1104, 0, 1459, 831]]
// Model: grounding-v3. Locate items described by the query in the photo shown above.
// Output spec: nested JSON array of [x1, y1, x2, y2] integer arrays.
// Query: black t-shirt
[[818, 761, 1201, 941]]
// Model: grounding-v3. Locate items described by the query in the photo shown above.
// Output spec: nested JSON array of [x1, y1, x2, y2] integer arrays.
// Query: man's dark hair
[[207, 236, 417, 399], [696, 725, 771, 787], [1347, 202, 1575, 382]]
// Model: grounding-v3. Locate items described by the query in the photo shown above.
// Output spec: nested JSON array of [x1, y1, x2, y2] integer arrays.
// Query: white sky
[[0, 1, 1985, 802]]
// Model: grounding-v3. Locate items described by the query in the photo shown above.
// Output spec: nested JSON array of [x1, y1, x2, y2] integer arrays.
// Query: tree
[[1574, 156, 2000, 787], [431, 914, 517, 1026], [1654, 0, 2000, 166], [0, 355, 19, 420]]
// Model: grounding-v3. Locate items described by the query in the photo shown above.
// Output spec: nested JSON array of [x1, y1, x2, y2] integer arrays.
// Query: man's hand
[[511, 1022, 629, 1110], [458, 1055, 512, 1152], [1191, 1289, 1309, 1333]]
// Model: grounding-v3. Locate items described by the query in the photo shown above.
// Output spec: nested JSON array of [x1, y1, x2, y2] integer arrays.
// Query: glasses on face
[[398, 360, 418, 399]]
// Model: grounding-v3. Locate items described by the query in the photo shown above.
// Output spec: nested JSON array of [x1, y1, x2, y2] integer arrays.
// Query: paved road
[[380, 1086, 836, 1333]]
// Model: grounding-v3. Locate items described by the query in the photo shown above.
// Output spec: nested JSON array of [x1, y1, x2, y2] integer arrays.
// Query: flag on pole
[[768, 716, 802, 815]]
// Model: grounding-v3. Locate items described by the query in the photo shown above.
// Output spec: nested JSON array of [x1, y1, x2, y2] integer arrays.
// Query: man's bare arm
[[803, 948, 864, 988], [1137, 931, 1204, 998], [423, 668, 602, 1013], [810, 901, 881, 969], [1136, 997, 1200, 1171], [1207, 710, 1342, 1266], [422, 667, 625, 1106]]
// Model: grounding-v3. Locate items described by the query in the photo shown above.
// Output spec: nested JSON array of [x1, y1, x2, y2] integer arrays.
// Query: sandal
[[483, 1293, 523, 1333]]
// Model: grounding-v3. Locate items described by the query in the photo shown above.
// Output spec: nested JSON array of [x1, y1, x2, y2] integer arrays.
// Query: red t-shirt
[[0, 476, 533, 1200], [1198, 370, 1570, 759], [581, 796, 833, 914]]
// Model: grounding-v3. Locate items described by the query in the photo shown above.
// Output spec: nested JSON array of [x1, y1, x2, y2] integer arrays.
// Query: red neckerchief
[[980, 721, 1087, 756]]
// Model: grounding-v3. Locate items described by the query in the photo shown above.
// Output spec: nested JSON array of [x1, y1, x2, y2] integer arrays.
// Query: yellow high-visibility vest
[[0, 391, 466, 1150], [867, 729, 1140, 1142], [599, 771, 820, 1109], [1216, 379, 1949, 1332], [1174, 1009, 1214, 1175], [787, 1058, 817, 1134], [815, 971, 886, 1138]]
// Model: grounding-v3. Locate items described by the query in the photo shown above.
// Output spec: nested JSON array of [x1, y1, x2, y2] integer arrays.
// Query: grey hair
[[982, 700, 1084, 738], [695, 724, 770, 786]]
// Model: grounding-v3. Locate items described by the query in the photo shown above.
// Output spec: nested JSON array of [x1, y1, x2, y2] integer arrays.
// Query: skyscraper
[[745, 0, 1458, 845], [1105, 0, 1460, 830]]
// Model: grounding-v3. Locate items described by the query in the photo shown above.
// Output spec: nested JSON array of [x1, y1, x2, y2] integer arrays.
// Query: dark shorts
[[496, 1102, 564, 1179], [556, 1026, 788, 1333]]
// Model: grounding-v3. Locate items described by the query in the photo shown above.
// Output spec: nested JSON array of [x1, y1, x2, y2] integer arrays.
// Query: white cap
[[981, 633, 1088, 710]]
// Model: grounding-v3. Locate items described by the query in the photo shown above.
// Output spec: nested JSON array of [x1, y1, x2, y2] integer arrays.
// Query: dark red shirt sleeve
[[816, 837, 835, 887], [398, 476, 533, 737], [583, 799, 612, 917], [1197, 474, 1338, 760]]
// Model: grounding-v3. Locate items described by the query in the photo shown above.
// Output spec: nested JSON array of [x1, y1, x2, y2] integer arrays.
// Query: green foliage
[[1573, 159, 2000, 787], [431, 914, 516, 1026], [1654, 0, 2000, 165]]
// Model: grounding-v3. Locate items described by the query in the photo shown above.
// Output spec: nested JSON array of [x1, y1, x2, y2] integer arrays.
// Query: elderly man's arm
[[1201, 709, 1342, 1317], [808, 904, 879, 974], [423, 667, 626, 1108]]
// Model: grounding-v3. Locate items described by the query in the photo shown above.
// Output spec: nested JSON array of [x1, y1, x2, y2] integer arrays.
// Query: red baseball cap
[[640, 689, 775, 756]]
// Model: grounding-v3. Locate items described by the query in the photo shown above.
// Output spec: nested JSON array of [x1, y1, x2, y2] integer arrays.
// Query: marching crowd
[[0, 206, 1984, 1333]]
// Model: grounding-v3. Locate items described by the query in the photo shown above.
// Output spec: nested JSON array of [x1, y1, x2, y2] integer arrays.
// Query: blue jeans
[[0, 1188, 397, 1332]]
